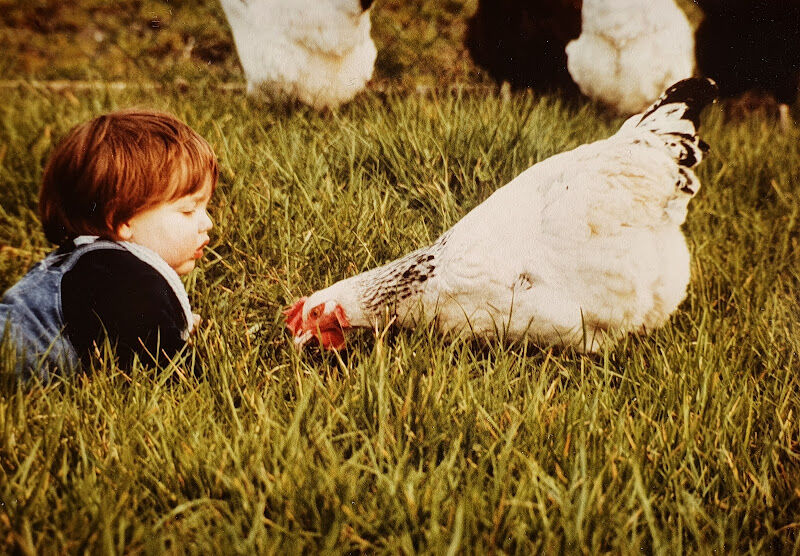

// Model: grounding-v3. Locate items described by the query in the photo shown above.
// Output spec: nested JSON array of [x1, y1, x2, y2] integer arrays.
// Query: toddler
[[0, 109, 217, 379]]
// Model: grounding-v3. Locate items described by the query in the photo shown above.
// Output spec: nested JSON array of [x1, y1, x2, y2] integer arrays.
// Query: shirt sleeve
[[61, 248, 190, 370]]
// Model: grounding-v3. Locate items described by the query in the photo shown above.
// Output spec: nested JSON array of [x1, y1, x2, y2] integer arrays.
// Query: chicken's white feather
[[220, 0, 376, 110]]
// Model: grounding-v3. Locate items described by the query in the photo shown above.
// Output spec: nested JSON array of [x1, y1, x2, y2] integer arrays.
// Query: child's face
[[118, 175, 214, 275]]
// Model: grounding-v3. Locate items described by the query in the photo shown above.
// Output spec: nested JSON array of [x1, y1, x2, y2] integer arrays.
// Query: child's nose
[[200, 210, 213, 232]]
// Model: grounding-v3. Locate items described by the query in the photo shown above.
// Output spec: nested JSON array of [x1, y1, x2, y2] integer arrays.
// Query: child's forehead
[[171, 174, 214, 202]]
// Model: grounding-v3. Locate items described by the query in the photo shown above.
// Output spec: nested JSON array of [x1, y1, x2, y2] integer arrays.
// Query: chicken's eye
[[309, 307, 321, 319]]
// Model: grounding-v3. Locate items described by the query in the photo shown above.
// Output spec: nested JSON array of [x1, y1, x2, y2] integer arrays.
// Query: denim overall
[[0, 237, 193, 381]]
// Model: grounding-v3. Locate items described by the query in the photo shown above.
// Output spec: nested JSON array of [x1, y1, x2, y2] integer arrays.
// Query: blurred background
[[0, 0, 708, 87], [0, 0, 796, 119], [0, 0, 482, 88]]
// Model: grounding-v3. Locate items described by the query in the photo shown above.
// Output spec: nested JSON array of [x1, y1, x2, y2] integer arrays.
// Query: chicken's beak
[[293, 329, 315, 349]]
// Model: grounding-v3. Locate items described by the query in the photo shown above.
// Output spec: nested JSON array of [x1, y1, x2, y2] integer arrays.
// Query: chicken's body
[[220, 0, 376, 110], [286, 78, 718, 353], [565, 0, 695, 115]]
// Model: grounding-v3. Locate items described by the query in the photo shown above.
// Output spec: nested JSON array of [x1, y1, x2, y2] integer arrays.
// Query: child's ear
[[117, 222, 133, 241]]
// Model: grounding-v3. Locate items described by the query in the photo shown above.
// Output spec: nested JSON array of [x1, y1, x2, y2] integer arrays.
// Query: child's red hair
[[39, 109, 218, 244]]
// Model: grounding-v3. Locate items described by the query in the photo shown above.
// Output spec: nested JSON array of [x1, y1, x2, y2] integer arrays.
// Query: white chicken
[[565, 0, 695, 115], [286, 78, 718, 353], [219, 0, 377, 110]]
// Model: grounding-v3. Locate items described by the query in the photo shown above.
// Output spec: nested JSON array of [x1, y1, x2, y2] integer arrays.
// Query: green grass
[[1, 80, 799, 553]]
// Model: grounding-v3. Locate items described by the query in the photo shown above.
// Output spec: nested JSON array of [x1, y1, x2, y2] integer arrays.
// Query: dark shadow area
[[465, 0, 583, 95]]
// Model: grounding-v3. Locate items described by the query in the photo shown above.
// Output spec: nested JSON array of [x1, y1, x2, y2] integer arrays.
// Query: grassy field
[[2, 1, 800, 553], [1, 80, 799, 553]]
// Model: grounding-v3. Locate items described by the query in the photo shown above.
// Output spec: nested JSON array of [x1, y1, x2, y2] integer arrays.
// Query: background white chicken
[[219, 0, 377, 110], [565, 0, 695, 115], [286, 78, 719, 353]]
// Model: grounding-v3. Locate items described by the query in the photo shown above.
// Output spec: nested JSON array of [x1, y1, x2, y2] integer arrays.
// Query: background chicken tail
[[633, 77, 719, 169]]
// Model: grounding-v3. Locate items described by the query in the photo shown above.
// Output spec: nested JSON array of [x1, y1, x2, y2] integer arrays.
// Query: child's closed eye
[[180, 204, 201, 215]]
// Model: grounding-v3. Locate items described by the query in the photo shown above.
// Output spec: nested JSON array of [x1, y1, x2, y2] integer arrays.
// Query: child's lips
[[194, 240, 209, 259]]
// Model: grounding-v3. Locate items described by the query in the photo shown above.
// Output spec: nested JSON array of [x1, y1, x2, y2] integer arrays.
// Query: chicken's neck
[[342, 232, 450, 327]]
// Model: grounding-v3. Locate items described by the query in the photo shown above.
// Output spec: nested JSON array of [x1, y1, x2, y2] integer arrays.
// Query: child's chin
[[174, 260, 196, 275]]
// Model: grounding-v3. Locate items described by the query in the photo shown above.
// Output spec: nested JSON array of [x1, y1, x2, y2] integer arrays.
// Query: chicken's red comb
[[283, 297, 307, 335]]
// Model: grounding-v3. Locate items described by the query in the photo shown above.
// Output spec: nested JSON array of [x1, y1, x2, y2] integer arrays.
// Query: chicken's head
[[284, 297, 351, 351]]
